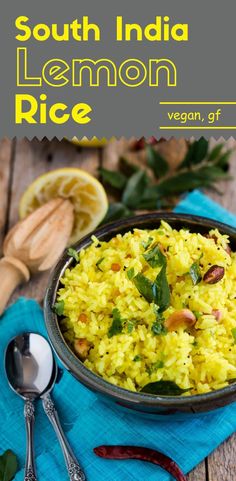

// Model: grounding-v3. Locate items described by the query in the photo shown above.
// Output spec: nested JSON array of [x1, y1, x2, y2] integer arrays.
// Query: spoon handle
[[24, 400, 38, 481], [42, 393, 86, 481]]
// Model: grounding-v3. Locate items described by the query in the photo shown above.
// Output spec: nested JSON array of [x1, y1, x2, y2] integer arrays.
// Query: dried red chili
[[94, 445, 187, 481]]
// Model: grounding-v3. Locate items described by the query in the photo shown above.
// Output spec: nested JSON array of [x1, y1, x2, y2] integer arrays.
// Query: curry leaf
[[141, 237, 154, 249], [119, 156, 140, 177], [99, 168, 127, 190], [67, 248, 80, 263], [146, 145, 169, 178], [108, 308, 124, 338], [137, 183, 179, 208], [208, 144, 224, 162], [153, 171, 214, 199], [122, 170, 148, 208], [214, 150, 231, 169], [133, 267, 170, 313], [180, 138, 208, 168], [140, 380, 190, 395], [143, 244, 166, 268], [53, 300, 64, 316], [101, 203, 132, 225], [133, 273, 154, 303], [196, 166, 231, 181], [189, 261, 202, 285], [137, 196, 161, 210], [152, 266, 170, 312], [0, 450, 18, 481]]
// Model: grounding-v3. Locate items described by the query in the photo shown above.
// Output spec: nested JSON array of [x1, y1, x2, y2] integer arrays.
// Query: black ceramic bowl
[[44, 213, 236, 417]]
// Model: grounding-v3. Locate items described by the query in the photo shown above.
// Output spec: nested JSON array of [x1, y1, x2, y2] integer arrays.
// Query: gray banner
[[1, 0, 236, 139]]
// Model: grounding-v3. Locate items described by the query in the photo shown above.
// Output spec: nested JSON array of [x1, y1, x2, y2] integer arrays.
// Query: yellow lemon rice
[[57, 221, 236, 395]]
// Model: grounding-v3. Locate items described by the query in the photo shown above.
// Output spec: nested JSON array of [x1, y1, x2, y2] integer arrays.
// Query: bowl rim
[[44, 212, 236, 408]]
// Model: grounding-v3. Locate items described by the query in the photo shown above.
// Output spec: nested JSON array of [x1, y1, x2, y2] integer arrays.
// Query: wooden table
[[0, 137, 236, 480]]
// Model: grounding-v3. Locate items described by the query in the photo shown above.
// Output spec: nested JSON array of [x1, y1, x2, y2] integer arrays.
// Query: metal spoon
[[5, 332, 86, 481], [5, 333, 54, 481]]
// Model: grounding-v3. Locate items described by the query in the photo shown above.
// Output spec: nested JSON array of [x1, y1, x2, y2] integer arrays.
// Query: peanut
[[74, 338, 90, 360], [203, 265, 225, 284]]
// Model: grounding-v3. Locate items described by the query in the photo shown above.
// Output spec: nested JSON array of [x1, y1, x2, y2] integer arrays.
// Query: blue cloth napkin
[[1, 190, 236, 481]]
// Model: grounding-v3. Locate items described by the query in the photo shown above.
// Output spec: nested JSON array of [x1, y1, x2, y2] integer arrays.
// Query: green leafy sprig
[[100, 139, 232, 224]]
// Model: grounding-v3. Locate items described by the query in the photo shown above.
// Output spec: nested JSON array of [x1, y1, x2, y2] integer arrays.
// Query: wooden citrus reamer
[[0, 198, 74, 315]]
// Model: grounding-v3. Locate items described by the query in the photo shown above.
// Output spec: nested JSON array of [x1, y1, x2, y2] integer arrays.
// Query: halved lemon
[[19, 168, 108, 245]]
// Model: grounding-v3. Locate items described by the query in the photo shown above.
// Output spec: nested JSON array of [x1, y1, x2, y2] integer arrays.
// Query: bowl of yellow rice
[[45, 213, 236, 415]]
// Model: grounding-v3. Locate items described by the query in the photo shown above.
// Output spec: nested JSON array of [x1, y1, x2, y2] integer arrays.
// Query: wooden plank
[[208, 435, 236, 481], [0, 138, 12, 253], [102, 138, 130, 170], [187, 461, 206, 481], [8, 138, 100, 305]]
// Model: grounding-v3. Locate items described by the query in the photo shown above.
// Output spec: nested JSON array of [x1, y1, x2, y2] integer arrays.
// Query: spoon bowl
[[5, 333, 54, 400]]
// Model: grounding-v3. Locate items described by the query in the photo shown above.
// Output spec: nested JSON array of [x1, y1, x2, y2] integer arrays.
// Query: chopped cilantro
[[127, 319, 137, 333], [133, 355, 142, 362], [108, 308, 124, 338], [146, 360, 164, 375], [151, 306, 167, 336], [152, 319, 167, 336], [67, 248, 80, 263], [53, 300, 64, 316]]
